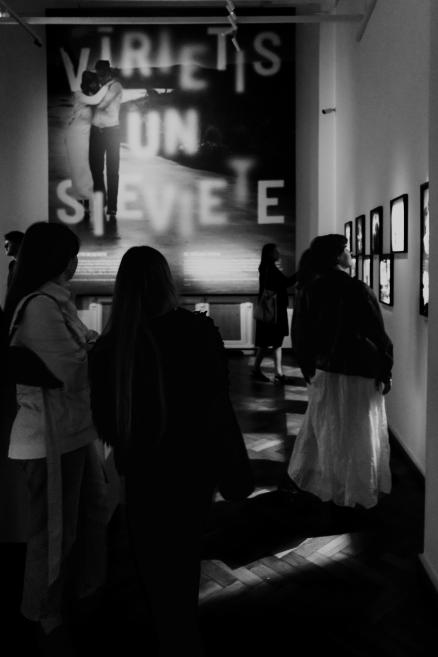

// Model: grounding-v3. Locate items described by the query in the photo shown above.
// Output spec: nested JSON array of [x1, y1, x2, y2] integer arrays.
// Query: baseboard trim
[[388, 425, 425, 478]]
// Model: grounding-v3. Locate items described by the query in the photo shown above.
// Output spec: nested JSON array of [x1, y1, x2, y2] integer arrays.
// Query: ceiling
[[0, 0, 373, 42]]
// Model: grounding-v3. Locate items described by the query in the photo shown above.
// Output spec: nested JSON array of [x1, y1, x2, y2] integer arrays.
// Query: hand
[[86, 329, 99, 343], [303, 370, 314, 385], [376, 377, 392, 395]]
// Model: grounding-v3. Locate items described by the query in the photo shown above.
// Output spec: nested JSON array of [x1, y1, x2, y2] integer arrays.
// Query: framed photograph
[[370, 206, 383, 255], [420, 182, 429, 317], [390, 194, 408, 253], [355, 214, 365, 255], [363, 255, 373, 288], [379, 254, 394, 306], [344, 221, 353, 252], [350, 255, 357, 278], [355, 256, 364, 281]]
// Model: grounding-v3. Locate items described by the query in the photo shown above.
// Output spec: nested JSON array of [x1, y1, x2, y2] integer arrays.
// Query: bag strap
[[9, 292, 64, 587], [9, 292, 59, 342]]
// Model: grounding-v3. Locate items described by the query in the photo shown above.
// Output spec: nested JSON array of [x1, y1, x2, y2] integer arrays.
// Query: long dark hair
[[258, 243, 278, 273], [4, 222, 79, 329], [102, 246, 178, 444], [295, 248, 316, 288]]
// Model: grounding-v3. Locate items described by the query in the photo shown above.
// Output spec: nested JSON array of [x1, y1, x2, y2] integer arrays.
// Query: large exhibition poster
[[46, 22, 295, 294]]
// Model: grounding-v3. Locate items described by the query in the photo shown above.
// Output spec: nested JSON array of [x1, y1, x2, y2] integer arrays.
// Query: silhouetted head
[[111, 246, 177, 326], [5, 222, 80, 326], [95, 59, 112, 83], [81, 70, 100, 95], [260, 243, 280, 266], [310, 234, 351, 274], [4, 230, 24, 258]]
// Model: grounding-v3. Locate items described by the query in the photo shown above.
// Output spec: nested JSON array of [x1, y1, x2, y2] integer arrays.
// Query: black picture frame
[[420, 182, 429, 317], [370, 206, 383, 255], [390, 194, 408, 254], [363, 255, 373, 288], [344, 221, 353, 252], [355, 214, 365, 255], [379, 254, 394, 306]]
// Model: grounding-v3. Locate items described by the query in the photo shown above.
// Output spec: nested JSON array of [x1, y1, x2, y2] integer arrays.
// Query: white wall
[[295, 25, 319, 259], [295, 22, 337, 258], [334, 0, 430, 472], [422, 0, 438, 592], [0, 24, 47, 303]]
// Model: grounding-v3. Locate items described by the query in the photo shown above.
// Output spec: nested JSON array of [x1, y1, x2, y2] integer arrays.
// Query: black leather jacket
[[292, 269, 393, 382]]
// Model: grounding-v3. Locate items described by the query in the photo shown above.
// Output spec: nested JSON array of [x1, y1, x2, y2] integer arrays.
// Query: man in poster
[[89, 60, 123, 219]]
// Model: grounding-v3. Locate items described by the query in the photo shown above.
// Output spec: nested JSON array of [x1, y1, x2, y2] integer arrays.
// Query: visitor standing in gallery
[[287, 234, 393, 509], [252, 242, 297, 383]]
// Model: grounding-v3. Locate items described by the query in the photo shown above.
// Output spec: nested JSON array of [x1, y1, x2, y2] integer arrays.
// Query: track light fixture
[[0, 0, 42, 46], [224, 0, 240, 53]]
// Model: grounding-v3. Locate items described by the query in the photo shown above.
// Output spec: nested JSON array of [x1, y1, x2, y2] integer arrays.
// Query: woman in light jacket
[[4, 222, 108, 640]]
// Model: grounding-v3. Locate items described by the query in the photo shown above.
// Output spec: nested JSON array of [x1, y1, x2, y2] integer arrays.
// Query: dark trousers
[[89, 125, 121, 214]]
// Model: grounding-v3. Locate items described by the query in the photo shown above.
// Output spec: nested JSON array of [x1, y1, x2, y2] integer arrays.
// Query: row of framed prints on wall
[[344, 182, 429, 316]]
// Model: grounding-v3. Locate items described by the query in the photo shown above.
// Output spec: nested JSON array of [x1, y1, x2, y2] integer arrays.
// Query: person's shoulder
[[351, 277, 373, 295], [21, 291, 60, 315], [175, 307, 216, 329], [174, 308, 222, 343], [110, 79, 123, 91]]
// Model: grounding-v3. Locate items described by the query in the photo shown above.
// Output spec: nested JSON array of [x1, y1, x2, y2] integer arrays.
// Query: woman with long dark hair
[[287, 234, 393, 508], [89, 246, 253, 657], [4, 222, 107, 645], [252, 243, 297, 383]]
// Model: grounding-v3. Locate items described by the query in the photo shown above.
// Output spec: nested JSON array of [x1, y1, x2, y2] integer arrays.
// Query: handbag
[[254, 288, 277, 323]]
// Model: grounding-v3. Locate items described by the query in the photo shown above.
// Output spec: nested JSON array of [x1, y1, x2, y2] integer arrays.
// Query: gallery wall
[[423, 0, 438, 593], [334, 0, 430, 472], [0, 24, 47, 304]]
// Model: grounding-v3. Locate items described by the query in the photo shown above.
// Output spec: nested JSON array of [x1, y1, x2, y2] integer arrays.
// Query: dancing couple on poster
[[65, 59, 123, 220]]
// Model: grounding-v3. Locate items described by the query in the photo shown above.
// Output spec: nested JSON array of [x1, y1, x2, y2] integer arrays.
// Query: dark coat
[[89, 308, 254, 643], [292, 269, 393, 382], [89, 308, 253, 524], [255, 263, 296, 348]]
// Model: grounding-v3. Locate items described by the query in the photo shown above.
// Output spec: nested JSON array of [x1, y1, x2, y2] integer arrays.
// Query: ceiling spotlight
[[225, 0, 240, 52]]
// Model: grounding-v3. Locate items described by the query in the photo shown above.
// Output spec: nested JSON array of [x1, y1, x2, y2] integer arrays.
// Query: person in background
[[4, 222, 108, 651], [287, 234, 393, 509], [4, 230, 24, 291], [89, 245, 253, 657], [252, 243, 297, 384], [64, 70, 111, 216], [89, 60, 123, 221]]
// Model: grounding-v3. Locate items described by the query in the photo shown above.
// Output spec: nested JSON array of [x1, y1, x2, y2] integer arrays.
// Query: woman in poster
[[65, 71, 110, 207], [287, 234, 393, 509], [252, 243, 297, 383]]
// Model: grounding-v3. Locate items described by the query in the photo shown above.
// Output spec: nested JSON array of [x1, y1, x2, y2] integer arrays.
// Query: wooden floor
[[2, 351, 437, 656]]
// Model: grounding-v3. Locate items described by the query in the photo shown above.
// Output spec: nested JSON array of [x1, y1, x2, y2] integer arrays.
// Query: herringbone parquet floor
[[196, 352, 437, 657], [2, 350, 436, 656]]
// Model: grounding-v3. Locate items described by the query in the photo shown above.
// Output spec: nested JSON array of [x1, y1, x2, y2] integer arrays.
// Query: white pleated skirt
[[287, 370, 391, 509]]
